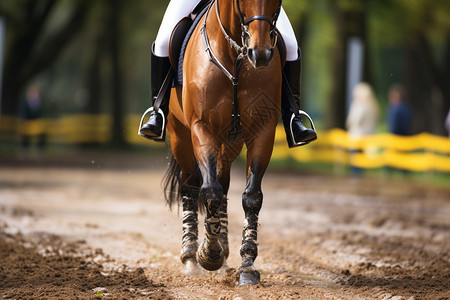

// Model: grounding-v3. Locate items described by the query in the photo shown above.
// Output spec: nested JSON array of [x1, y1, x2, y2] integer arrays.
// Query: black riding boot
[[139, 43, 172, 141], [281, 51, 317, 147]]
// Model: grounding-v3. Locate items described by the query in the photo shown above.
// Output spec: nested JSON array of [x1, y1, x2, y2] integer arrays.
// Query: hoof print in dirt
[[183, 259, 204, 276]]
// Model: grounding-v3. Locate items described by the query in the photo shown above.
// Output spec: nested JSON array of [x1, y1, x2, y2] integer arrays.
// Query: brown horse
[[164, 0, 283, 286]]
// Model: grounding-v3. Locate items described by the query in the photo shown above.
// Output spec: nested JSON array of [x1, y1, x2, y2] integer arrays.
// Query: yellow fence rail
[[1, 114, 112, 144], [2, 114, 450, 172], [273, 127, 450, 173]]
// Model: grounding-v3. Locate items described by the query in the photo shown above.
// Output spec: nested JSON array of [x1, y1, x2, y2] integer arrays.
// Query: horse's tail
[[162, 150, 204, 213], [163, 151, 182, 210]]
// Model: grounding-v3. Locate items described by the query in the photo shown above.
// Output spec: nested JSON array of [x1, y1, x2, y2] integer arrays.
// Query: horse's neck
[[207, 1, 242, 60], [218, 1, 241, 40]]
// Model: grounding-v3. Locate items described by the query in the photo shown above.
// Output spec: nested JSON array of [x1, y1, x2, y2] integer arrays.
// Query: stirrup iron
[[138, 107, 166, 141], [290, 110, 316, 147]]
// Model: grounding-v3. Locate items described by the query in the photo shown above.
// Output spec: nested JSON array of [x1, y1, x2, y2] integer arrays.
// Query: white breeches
[[154, 0, 299, 61]]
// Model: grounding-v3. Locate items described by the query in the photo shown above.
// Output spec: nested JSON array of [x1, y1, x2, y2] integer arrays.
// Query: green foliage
[[1, 0, 449, 138], [282, 0, 311, 24]]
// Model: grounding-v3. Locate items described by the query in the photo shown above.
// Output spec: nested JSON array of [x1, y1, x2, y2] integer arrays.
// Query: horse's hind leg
[[192, 123, 225, 271], [168, 117, 202, 276], [181, 186, 203, 276]]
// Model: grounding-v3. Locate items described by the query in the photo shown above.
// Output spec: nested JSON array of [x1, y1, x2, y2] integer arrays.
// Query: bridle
[[214, 0, 282, 56], [236, 0, 282, 51], [201, 0, 282, 141]]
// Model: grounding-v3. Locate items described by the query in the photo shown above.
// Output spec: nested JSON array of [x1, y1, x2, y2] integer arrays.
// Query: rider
[[139, 0, 317, 147]]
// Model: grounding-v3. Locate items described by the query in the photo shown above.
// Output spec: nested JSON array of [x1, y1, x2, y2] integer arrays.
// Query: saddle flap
[[168, 0, 213, 73], [169, 17, 193, 70]]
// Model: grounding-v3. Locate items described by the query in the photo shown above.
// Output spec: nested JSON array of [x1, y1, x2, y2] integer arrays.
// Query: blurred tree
[[399, 0, 450, 135], [109, 0, 125, 147], [82, 4, 106, 116], [369, 0, 450, 135], [326, 0, 369, 130], [0, 0, 90, 115], [282, 0, 310, 41], [2, 0, 449, 147]]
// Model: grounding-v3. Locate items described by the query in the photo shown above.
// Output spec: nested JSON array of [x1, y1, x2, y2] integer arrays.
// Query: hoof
[[196, 238, 224, 271], [238, 270, 260, 286], [180, 243, 198, 264], [183, 259, 204, 276]]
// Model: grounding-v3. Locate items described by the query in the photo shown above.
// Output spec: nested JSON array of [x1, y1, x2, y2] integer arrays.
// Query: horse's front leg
[[238, 165, 264, 285], [217, 152, 238, 272], [238, 138, 274, 285], [192, 123, 225, 271], [218, 195, 229, 271], [197, 155, 224, 271]]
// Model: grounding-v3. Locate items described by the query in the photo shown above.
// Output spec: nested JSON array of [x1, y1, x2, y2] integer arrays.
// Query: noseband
[[201, 0, 282, 141]]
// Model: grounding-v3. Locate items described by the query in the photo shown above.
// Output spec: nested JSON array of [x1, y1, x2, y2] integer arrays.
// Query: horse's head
[[236, 0, 282, 68]]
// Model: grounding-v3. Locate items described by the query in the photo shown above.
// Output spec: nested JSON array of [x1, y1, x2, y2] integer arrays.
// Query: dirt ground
[[0, 151, 449, 299]]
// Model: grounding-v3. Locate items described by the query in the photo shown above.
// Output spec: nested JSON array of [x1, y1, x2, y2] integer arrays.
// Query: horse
[[163, 0, 283, 286]]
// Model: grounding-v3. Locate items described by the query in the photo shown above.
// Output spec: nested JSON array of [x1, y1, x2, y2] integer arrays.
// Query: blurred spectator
[[387, 84, 412, 136], [445, 108, 450, 138], [346, 83, 379, 137], [346, 83, 379, 176], [19, 85, 46, 150], [386, 84, 413, 175]]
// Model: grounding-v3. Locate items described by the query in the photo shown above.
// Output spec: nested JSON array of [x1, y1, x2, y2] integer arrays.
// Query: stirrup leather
[[138, 107, 166, 141], [290, 110, 316, 146]]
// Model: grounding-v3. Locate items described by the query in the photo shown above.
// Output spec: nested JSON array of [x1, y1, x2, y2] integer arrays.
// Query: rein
[[201, 0, 282, 141]]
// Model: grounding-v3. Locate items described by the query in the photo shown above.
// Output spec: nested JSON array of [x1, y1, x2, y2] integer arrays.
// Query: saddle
[[148, 0, 212, 120], [169, 0, 212, 86], [168, 0, 286, 87]]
